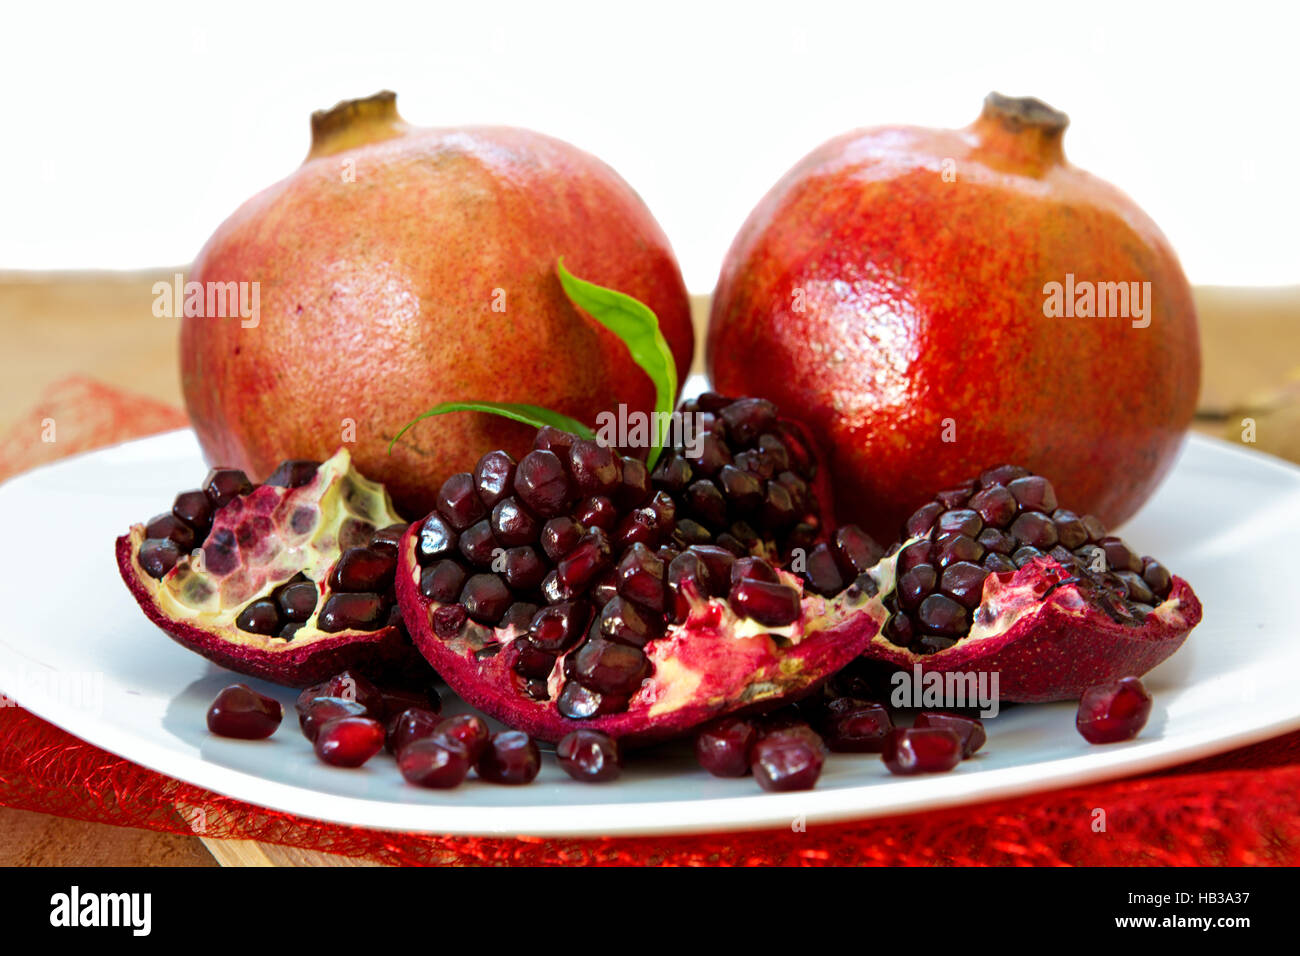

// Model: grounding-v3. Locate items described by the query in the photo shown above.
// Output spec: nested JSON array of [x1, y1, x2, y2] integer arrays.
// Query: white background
[[1, 0, 1296, 291]]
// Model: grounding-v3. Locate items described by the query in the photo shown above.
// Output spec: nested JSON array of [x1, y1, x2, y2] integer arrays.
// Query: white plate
[[0, 430, 1297, 837]]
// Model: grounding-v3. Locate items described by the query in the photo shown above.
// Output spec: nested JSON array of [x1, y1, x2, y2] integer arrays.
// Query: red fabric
[[1, 378, 1296, 866]]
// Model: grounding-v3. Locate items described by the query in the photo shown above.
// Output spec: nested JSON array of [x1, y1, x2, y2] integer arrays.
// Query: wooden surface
[[1, 269, 1296, 866]]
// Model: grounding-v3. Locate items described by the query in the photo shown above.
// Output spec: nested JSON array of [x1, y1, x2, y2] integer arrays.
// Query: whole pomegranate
[[182, 91, 693, 517], [708, 93, 1200, 541]]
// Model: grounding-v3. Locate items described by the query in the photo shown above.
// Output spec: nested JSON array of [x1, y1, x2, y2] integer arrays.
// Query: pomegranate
[[860, 465, 1201, 702], [116, 450, 427, 686], [395, 394, 894, 745], [882, 728, 964, 775], [556, 730, 622, 783], [182, 91, 693, 518], [1076, 676, 1153, 744], [206, 684, 282, 739], [709, 92, 1200, 541]]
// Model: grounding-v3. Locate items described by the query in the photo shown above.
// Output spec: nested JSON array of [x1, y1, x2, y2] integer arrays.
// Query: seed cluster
[[137, 460, 407, 639], [883, 464, 1175, 654], [414, 394, 878, 718]]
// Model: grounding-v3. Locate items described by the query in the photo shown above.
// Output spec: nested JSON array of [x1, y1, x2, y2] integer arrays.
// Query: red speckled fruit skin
[[708, 96, 1200, 542], [114, 533, 421, 687], [182, 93, 693, 518], [863, 559, 1202, 703], [394, 523, 883, 746]]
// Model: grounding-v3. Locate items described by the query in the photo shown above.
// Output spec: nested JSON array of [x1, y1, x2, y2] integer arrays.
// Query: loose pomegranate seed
[[913, 711, 986, 756], [729, 578, 801, 627], [322, 670, 382, 712], [821, 700, 893, 752], [476, 731, 541, 784], [299, 696, 369, 742], [435, 714, 490, 762], [206, 684, 282, 739], [314, 716, 385, 767], [751, 726, 826, 791], [1076, 676, 1152, 744], [882, 728, 963, 775], [386, 706, 444, 755], [399, 735, 472, 788], [376, 684, 440, 721], [556, 730, 622, 782], [695, 717, 759, 776]]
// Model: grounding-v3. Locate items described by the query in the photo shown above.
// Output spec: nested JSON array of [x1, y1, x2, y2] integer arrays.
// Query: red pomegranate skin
[[182, 92, 693, 518], [708, 94, 1200, 541]]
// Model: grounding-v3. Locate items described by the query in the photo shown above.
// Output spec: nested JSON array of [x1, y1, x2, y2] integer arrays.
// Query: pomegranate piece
[[398, 735, 472, 789], [556, 730, 622, 783], [314, 716, 385, 767], [116, 450, 424, 687], [695, 717, 759, 777], [751, 726, 827, 791], [882, 728, 963, 775], [1076, 676, 1153, 744], [914, 711, 986, 757], [476, 731, 541, 784], [863, 465, 1201, 703], [396, 395, 888, 746], [206, 684, 282, 739]]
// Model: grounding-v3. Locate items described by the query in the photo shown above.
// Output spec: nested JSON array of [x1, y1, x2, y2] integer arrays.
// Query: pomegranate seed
[[729, 578, 801, 627], [969, 485, 1017, 528], [460, 573, 512, 625], [599, 596, 662, 648], [206, 684, 282, 739], [172, 489, 213, 539], [882, 728, 963, 774], [515, 449, 571, 518], [570, 638, 649, 696], [436, 472, 487, 531], [616, 543, 666, 612], [436, 714, 490, 762], [457, 519, 498, 567], [822, 700, 893, 752], [1076, 676, 1152, 744], [265, 459, 320, 488], [476, 731, 540, 784], [314, 716, 385, 767], [914, 712, 986, 756], [695, 718, 759, 777], [720, 397, 776, 444], [490, 497, 539, 546], [473, 450, 517, 508], [541, 516, 584, 562], [576, 496, 618, 530], [276, 580, 318, 622], [235, 598, 281, 635], [318, 592, 388, 632], [420, 559, 467, 602], [616, 457, 651, 508], [533, 426, 577, 457], [502, 546, 545, 591], [528, 600, 592, 653], [329, 546, 396, 592], [831, 525, 883, 575], [202, 467, 253, 509], [145, 512, 196, 550], [398, 735, 472, 788], [1007, 475, 1058, 512], [569, 440, 621, 496], [386, 706, 443, 754], [417, 513, 458, 564], [751, 726, 826, 791], [556, 529, 612, 593], [299, 696, 369, 742], [731, 556, 778, 587], [556, 730, 622, 782]]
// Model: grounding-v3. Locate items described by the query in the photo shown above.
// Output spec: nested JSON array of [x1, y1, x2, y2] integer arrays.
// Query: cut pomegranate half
[[860, 466, 1202, 702], [116, 449, 425, 686], [395, 394, 890, 745]]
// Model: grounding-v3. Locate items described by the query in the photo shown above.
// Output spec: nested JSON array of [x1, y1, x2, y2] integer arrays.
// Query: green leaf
[[556, 258, 677, 469], [388, 401, 594, 454]]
